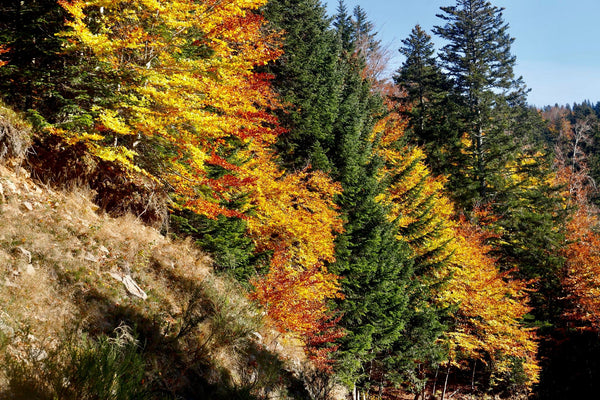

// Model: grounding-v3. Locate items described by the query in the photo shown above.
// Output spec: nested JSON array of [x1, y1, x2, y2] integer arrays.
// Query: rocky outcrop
[[0, 103, 31, 164]]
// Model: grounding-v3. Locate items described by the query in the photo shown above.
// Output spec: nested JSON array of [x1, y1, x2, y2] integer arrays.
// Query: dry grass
[[0, 163, 311, 399]]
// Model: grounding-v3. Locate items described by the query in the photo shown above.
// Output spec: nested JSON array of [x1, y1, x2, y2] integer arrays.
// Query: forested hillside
[[0, 0, 599, 399]]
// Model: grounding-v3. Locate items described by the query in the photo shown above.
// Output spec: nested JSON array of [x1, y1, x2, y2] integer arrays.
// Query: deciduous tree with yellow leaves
[[58, 0, 345, 366], [440, 219, 540, 391], [377, 96, 539, 394], [58, 0, 282, 218]]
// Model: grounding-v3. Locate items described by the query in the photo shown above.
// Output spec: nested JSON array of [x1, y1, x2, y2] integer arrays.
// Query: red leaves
[[59, 0, 283, 219], [0, 45, 9, 68], [563, 210, 600, 330], [558, 164, 600, 330], [549, 107, 600, 331], [305, 315, 344, 373], [250, 249, 343, 345]]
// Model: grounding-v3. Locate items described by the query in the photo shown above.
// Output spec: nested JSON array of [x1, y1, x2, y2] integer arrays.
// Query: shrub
[[3, 325, 148, 400]]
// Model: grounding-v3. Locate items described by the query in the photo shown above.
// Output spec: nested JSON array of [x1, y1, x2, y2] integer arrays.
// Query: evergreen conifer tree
[[433, 0, 566, 324], [262, 0, 342, 172], [264, 1, 447, 393], [329, 5, 445, 394], [490, 106, 567, 321], [394, 25, 458, 177], [326, 7, 415, 390], [433, 0, 528, 207], [351, 6, 380, 57], [0, 0, 120, 130]]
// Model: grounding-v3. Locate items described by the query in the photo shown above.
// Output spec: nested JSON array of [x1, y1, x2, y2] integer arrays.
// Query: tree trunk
[[431, 366, 439, 399], [477, 126, 485, 197], [471, 359, 477, 392], [441, 366, 450, 400]]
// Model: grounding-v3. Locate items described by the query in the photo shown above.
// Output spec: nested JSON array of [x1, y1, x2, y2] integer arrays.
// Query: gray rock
[[108, 272, 148, 300], [24, 264, 35, 276], [16, 246, 32, 263], [2, 179, 17, 195], [83, 253, 100, 263], [3, 277, 18, 288], [29, 347, 48, 362], [251, 331, 263, 342], [0, 318, 14, 338]]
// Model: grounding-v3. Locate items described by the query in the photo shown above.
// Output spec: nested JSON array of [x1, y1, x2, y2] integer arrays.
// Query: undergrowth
[[2, 325, 147, 400]]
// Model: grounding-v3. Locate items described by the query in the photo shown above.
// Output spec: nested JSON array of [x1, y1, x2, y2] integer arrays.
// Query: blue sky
[[324, 0, 600, 107]]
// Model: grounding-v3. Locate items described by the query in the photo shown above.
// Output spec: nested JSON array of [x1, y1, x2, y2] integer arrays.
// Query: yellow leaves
[[47, 0, 346, 376], [439, 220, 540, 384], [97, 109, 132, 136], [382, 143, 456, 263], [138, 0, 165, 12], [59, 0, 115, 56], [502, 151, 549, 189], [240, 145, 343, 340], [58, 0, 343, 353], [58, 0, 283, 219], [185, 145, 209, 171], [242, 146, 343, 267], [57, 0, 85, 21], [376, 98, 538, 386], [47, 127, 104, 145], [90, 143, 140, 170]]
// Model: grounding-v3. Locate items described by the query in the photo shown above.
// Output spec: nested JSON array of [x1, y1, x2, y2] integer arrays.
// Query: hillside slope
[[0, 161, 325, 399]]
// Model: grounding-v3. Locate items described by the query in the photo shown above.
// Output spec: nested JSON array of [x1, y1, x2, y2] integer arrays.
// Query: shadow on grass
[[0, 257, 311, 400]]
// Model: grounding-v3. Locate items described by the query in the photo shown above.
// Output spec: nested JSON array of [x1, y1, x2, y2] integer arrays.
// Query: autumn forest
[[0, 0, 599, 399]]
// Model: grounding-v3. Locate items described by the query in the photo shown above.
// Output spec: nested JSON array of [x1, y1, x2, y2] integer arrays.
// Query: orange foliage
[[250, 243, 343, 371], [555, 133, 600, 330], [58, 0, 282, 218], [246, 147, 344, 368], [59, 0, 345, 366], [0, 45, 8, 67], [562, 206, 600, 329], [377, 96, 538, 385], [250, 250, 342, 336], [439, 219, 539, 384]]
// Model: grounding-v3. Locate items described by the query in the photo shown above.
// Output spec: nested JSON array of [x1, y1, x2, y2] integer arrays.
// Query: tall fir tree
[[264, 0, 445, 394], [262, 0, 342, 172], [489, 106, 567, 322], [433, 0, 566, 324], [433, 0, 528, 207], [325, 4, 416, 391], [330, 60, 412, 393], [393, 24, 459, 177], [351, 6, 380, 59]]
